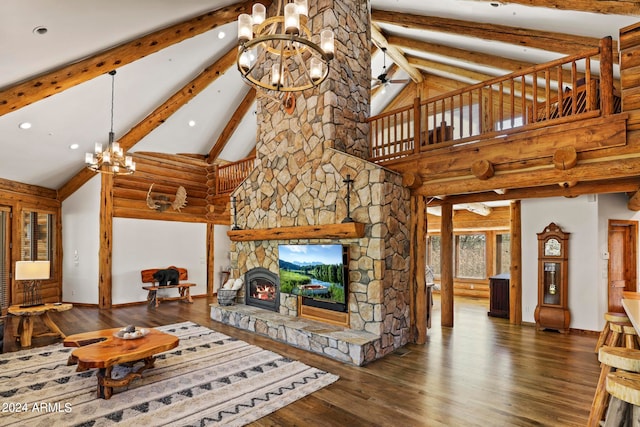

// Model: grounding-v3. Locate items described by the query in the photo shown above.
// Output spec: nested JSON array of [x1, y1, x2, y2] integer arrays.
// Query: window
[[21, 210, 54, 281], [427, 235, 441, 276], [0, 208, 8, 311], [455, 234, 486, 279], [496, 233, 511, 275]]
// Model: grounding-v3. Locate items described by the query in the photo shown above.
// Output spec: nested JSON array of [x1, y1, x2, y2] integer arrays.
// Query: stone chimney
[[230, 0, 412, 363]]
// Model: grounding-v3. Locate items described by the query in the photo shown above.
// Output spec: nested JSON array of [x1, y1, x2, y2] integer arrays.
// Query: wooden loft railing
[[368, 37, 619, 165], [214, 155, 256, 195]]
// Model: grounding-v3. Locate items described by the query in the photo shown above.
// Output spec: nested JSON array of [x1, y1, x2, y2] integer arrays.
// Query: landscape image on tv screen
[[278, 244, 346, 305]]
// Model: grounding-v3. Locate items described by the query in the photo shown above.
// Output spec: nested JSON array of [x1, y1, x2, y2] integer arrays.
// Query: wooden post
[[99, 174, 113, 309], [207, 223, 215, 296], [509, 200, 522, 324], [599, 36, 614, 116], [413, 97, 421, 154], [410, 195, 428, 343], [441, 203, 454, 327]]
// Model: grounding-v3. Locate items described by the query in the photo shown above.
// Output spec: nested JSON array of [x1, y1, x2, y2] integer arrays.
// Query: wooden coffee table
[[63, 328, 179, 399]]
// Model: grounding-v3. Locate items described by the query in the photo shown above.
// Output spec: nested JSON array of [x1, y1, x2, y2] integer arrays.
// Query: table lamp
[[15, 260, 50, 308]]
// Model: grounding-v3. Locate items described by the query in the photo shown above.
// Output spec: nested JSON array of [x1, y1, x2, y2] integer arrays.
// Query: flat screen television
[[278, 244, 349, 313]]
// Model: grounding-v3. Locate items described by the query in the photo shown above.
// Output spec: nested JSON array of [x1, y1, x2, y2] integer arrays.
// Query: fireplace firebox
[[245, 267, 280, 312]]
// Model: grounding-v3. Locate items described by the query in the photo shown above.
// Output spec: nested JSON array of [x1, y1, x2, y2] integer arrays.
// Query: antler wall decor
[[146, 184, 188, 212]]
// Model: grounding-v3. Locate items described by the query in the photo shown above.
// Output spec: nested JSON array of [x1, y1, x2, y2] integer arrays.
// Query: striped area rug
[[0, 321, 338, 426]]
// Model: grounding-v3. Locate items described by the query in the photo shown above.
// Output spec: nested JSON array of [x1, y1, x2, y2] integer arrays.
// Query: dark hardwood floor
[[1, 296, 600, 426]]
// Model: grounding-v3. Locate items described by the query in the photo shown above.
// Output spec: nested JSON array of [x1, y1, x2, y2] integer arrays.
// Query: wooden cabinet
[[488, 273, 510, 318], [534, 223, 570, 332]]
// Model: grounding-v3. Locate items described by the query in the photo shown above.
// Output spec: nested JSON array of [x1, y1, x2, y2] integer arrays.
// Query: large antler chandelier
[[85, 70, 135, 175], [236, 1, 335, 92]]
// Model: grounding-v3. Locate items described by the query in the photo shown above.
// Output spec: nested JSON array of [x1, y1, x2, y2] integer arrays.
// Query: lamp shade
[[15, 261, 50, 280]]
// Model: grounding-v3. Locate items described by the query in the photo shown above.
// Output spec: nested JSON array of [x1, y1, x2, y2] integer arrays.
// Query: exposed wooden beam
[[372, 9, 618, 60], [0, 0, 264, 116], [407, 55, 498, 85], [207, 88, 256, 163], [389, 34, 584, 84], [629, 189, 640, 211], [414, 155, 640, 198], [466, 0, 640, 15], [424, 178, 640, 207], [58, 48, 237, 201], [371, 26, 423, 83], [389, 34, 533, 73]]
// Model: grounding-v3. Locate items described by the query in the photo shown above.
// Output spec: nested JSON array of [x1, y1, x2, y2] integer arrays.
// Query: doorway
[[608, 219, 638, 312]]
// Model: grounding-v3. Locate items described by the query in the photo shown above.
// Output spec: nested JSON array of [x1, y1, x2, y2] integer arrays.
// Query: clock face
[[544, 238, 561, 256]]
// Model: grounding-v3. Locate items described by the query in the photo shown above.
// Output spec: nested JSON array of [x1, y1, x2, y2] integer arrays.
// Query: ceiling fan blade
[[388, 79, 410, 84]]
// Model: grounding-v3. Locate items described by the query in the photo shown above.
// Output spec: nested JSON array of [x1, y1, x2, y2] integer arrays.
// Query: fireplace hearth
[[245, 267, 280, 312]]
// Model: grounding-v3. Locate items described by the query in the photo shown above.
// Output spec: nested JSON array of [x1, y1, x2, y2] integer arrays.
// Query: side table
[[8, 303, 72, 347]]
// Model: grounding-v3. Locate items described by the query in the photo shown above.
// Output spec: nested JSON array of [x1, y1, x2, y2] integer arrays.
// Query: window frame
[[427, 229, 510, 282]]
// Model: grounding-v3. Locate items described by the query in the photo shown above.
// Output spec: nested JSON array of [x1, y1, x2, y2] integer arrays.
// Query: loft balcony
[[367, 36, 633, 203]]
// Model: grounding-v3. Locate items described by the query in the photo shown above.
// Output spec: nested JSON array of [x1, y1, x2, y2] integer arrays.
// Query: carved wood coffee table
[[63, 328, 179, 399]]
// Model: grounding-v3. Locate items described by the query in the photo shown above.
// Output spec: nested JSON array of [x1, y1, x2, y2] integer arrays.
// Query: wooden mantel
[[227, 222, 365, 241]]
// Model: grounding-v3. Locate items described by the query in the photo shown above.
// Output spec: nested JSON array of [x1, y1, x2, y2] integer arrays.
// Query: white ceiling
[[0, 1, 637, 190]]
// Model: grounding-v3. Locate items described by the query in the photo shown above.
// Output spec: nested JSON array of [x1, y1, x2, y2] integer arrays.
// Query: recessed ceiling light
[[218, 31, 226, 39], [18, 122, 32, 130], [69, 143, 79, 150], [188, 120, 196, 127], [33, 26, 48, 35]]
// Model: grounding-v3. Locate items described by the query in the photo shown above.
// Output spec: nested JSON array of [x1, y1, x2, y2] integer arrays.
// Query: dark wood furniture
[[488, 273, 510, 319], [528, 78, 622, 124], [8, 303, 72, 347], [141, 266, 195, 308], [64, 327, 179, 399], [534, 223, 570, 332], [421, 121, 453, 146]]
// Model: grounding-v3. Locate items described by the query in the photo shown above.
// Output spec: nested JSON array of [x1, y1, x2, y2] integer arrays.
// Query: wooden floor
[[1, 296, 601, 426]]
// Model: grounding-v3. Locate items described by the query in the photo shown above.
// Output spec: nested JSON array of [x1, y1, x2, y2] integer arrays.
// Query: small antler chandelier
[[85, 70, 135, 175], [236, 1, 335, 92]]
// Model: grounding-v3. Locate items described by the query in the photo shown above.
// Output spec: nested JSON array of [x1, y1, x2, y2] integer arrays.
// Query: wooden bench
[[141, 267, 195, 308]]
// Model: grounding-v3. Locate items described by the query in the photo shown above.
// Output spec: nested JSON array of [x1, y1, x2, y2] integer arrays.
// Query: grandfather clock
[[534, 222, 570, 332]]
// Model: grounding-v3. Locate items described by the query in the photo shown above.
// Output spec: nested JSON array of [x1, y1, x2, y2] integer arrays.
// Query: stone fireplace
[[211, 0, 412, 366], [245, 267, 279, 311]]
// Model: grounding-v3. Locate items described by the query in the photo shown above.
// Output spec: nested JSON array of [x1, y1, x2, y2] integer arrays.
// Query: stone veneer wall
[[228, 0, 412, 361], [231, 148, 411, 359]]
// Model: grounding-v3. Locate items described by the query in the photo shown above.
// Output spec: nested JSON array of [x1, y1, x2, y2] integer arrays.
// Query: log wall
[[113, 152, 209, 223], [0, 178, 61, 307], [621, 22, 640, 131]]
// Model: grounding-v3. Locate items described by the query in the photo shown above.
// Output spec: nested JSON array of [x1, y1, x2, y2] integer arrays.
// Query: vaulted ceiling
[[0, 0, 636, 194]]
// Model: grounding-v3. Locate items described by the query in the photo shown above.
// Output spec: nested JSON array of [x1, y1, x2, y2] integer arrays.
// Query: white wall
[[112, 218, 207, 305], [521, 194, 640, 332], [521, 195, 599, 330], [213, 224, 231, 292], [61, 175, 100, 304], [62, 178, 212, 305]]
